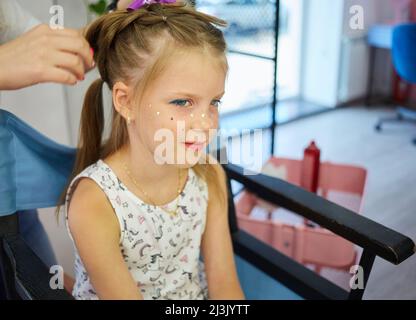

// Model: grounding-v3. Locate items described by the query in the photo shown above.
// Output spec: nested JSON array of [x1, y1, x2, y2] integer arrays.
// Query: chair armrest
[[224, 163, 415, 265], [2, 235, 73, 300]]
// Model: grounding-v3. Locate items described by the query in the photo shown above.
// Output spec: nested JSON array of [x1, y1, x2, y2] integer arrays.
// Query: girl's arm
[[67, 178, 143, 300], [201, 160, 245, 300]]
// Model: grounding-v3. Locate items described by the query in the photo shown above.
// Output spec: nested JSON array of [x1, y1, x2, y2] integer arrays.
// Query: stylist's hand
[[0, 24, 94, 90]]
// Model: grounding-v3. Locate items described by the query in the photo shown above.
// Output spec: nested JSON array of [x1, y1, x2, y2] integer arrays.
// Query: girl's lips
[[184, 142, 206, 151]]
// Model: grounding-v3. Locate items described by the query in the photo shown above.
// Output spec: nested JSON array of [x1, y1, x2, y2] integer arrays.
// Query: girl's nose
[[191, 111, 214, 131]]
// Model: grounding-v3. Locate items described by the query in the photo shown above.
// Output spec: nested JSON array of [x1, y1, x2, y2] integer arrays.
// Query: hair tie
[[127, 0, 176, 11]]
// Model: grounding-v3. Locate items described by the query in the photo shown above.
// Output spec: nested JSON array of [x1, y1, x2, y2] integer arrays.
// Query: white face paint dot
[[190, 113, 194, 118], [201, 114, 206, 118], [156, 111, 160, 116]]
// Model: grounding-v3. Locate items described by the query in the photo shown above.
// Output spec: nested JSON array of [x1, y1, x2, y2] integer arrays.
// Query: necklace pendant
[[169, 210, 178, 217]]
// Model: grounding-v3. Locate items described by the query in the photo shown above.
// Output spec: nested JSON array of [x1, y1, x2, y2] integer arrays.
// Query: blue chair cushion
[[0, 109, 76, 216]]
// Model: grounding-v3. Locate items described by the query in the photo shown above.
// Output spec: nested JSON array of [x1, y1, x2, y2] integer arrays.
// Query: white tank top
[[65, 159, 209, 300]]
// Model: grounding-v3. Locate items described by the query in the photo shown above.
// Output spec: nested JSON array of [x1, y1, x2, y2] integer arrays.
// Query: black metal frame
[[0, 214, 20, 300], [365, 45, 377, 106], [223, 163, 415, 300], [270, 0, 280, 155]]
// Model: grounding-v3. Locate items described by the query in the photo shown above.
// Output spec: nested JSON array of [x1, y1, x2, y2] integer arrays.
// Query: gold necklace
[[123, 163, 183, 217]]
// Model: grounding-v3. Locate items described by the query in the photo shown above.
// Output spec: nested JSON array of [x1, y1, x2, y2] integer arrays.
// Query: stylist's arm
[[0, 24, 94, 90]]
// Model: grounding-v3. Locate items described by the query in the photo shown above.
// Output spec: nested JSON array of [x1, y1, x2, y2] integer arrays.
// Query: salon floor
[[229, 104, 416, 300]]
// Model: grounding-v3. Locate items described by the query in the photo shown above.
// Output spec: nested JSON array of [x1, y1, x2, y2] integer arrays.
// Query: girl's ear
[[112, 81, 135, 121]]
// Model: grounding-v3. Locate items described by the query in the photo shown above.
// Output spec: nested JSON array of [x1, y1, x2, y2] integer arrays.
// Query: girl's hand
[[0, 24, 94, 90]]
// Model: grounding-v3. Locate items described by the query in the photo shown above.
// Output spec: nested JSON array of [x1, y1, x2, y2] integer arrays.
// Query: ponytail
[[76, 78, 105, 169], [55, 78, 105, 215]]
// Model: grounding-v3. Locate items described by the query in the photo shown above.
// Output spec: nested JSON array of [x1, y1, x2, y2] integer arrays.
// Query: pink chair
[[235, 157, 367, 274]]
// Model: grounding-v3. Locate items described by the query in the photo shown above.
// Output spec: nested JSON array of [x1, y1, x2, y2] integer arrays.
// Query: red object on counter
[[301, 141, 320, 193]]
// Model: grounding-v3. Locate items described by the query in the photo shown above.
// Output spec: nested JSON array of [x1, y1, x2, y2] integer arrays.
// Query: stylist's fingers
[[37, 66, 78, 86], [50, 33, 94, 72], [52, 27, 81, 38], [50, 51, 86, 81]]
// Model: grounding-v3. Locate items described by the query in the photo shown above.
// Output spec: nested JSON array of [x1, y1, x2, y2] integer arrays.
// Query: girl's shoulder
[[65, 160, 115, 214], [69, 159, 115, 189], [66, 160, 110, 211], [66, 173, 112, 220], [65, 166, 123, 260]]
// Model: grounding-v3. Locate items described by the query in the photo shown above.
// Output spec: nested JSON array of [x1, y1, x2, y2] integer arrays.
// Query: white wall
[[0, 0, 72, 145], [301, 0, 344, 107], [279, 0, 304, 98], [300, 0, 397, 107], [338, 0, 376, 104]]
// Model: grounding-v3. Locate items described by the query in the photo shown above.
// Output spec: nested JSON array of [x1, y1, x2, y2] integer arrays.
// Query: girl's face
[[132, 50, 226, 168]]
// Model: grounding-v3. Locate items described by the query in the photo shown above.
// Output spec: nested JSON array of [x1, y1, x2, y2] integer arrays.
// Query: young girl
[[62, 1, 244, 300]]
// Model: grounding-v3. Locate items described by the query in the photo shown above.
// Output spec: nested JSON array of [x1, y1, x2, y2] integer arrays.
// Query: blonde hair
[[57, 2, 229, 213]]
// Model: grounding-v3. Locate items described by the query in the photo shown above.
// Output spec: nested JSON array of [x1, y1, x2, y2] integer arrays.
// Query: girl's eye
[[212, 100, 222, 108], [170, 99, 192, 108]]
